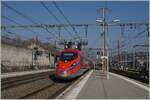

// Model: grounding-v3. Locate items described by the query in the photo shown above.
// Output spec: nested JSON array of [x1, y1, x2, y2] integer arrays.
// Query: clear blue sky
[[1, 1, 149, 53]]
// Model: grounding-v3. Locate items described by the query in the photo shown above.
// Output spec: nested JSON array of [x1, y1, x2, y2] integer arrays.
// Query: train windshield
[[60, 52, 78, 61]]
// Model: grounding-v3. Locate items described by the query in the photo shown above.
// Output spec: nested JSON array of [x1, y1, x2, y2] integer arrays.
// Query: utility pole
[[124, 54, 126, 69], [133, 46, 136, 69], [117, 40, 120, 68], [58, 26, 61, 40], [85, 25, 88, 38], [97, 8, 109, 79], [54, 40, 57, 66]]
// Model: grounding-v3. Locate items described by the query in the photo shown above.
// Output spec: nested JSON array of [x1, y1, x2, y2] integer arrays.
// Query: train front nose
[[60, 70, 68, 77], [56, 67, 69, 78]]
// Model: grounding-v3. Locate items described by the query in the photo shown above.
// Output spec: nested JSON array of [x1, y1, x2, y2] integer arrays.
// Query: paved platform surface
[[1, 69, 54, 79], [76, 70, 149, 99]]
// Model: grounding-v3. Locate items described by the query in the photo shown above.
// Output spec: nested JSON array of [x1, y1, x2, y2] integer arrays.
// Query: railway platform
[[1, 69, 54, 79], [58, 70, 149, 99]]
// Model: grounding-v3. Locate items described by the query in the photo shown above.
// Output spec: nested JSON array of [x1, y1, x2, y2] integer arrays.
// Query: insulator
[[134, 24, 136, 29], [130, 24, 133, 29]]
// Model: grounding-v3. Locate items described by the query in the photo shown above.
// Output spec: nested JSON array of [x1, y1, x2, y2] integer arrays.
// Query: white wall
[[1, 43, 55, 72]]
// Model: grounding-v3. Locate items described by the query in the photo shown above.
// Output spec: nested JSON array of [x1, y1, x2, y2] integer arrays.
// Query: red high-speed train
[[55, 49, 94, 79]]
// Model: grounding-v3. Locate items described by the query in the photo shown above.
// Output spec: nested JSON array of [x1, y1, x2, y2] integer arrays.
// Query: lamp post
[[96, 8, 120, 79]]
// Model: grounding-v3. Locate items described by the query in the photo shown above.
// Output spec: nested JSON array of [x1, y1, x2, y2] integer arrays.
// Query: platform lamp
[[96, 18, 120, 79]]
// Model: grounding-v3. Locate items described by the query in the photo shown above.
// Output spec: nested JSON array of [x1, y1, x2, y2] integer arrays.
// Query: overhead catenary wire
[[2, 23, 148, 29], [2, 2, 37, 25], [121, 28, 149, 45], [40, 1, 75, 39], [2, 15, 41, 40], [2, 2, 60, 40], [2, 15, 37, 34], [53, 1, 80, 38], [90, 35, 100, 48], [111, 28, 149, 51], [3, 29, 29, 40]]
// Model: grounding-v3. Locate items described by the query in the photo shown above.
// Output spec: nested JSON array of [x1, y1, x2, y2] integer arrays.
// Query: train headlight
[[63, 71, 67, 74], [61, 71, 67, 77]]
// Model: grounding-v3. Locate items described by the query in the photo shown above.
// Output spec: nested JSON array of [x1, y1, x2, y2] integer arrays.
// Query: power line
[[112, 28, 149, 51], [122, 28, 148, 45], [2, 2, 37, 24], [2, 15, 58, 40], [2, 15, 37, 34], [2, 2, 59, 40], [90, 36, 100, 47], [2, 23, 148, 28], [41, 24, 60, 39], [2, 15, 42, 40], [40, 1, 74, 38], [3, 29, 30, 39], [53, 1, 80, 38]]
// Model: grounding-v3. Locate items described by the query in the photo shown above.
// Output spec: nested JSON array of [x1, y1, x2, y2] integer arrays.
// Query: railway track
[[1, 72, 50, 90], [1, 69, 89, 99], [110, 69, 149, 84]]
